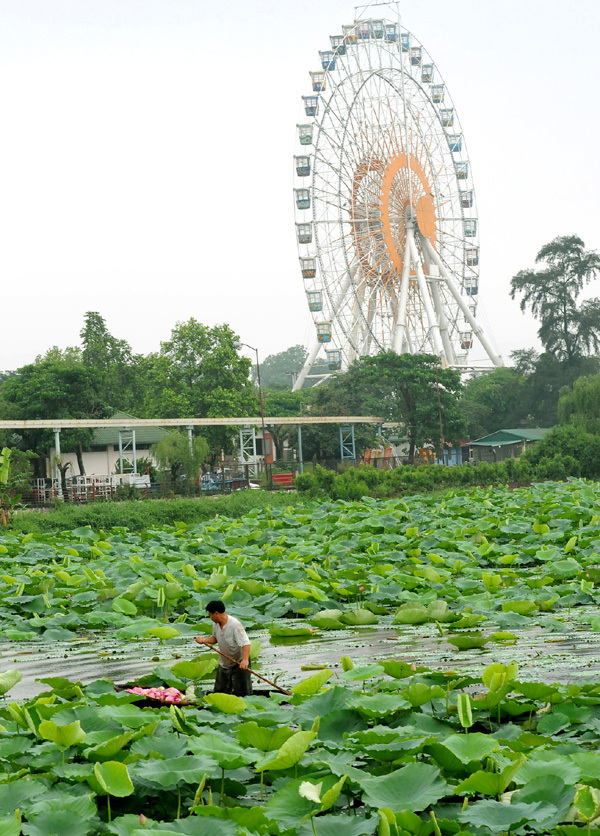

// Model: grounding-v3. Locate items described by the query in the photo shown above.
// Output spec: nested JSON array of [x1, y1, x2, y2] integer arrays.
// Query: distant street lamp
[[239, 342, 269, 482]]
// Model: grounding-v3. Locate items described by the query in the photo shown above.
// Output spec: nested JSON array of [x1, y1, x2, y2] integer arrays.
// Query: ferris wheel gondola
[[292, 6, 502, 389]]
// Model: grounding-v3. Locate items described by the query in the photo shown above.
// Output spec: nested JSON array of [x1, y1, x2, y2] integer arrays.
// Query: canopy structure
[[469, 428, 551, 447]]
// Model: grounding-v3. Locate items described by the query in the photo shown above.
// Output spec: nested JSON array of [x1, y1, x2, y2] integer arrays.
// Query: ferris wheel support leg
[[407, 227, 446, 362], [392, 239, 412, 353], [293, 339, 323, 391], [421, 238, 504, 367], [421, 235, 456, 366]]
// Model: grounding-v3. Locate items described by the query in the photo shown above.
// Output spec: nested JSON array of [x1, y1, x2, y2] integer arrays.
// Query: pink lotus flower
[[126, 686, 185, 704], [139, 814, 148, 825]]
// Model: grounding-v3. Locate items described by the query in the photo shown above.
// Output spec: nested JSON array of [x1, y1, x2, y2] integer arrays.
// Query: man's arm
[[195, 635, 217, 646], [240, 642, 250, 670]]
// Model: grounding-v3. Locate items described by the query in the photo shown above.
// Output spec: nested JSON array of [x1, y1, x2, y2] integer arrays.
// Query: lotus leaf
[[93, 761, 134, 797], [0, 669, 22, 696], [292, 668, 333, 695], [360, 762, 448, 812], [132, 755, 217, 789], [204, 693, 246, 713], [0, 816, 20, 836], [236, 721, 295, 752], [255, 730, 315, 772], [38, 719, 86, 748], [145, 625, 180, 641]]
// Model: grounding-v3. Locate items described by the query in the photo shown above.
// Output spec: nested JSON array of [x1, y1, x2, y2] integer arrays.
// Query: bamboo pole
[[201, 644, 292, 696]]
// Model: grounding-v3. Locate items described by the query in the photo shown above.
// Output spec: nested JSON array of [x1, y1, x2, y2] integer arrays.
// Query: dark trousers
[[213, 661, 253, 697]]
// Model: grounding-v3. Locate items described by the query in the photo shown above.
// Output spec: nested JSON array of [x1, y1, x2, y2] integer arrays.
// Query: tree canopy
[[510, 236, 600, 364]]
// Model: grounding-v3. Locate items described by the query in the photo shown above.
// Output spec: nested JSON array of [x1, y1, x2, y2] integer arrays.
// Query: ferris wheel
[[292, 5, 503, 390]]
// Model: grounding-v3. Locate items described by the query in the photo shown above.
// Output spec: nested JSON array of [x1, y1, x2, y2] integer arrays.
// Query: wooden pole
[[202, 644, 292, 696]]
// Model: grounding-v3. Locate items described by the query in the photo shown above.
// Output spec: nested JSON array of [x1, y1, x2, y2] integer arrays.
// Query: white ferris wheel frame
[[292, 2, 502, 391]]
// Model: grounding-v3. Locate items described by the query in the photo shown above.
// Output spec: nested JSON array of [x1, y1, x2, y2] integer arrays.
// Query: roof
[[91, 412, 170, 447], [470, 428, 552, 447]]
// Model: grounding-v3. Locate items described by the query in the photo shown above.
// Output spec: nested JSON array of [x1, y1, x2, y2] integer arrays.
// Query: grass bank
[[10, 489, 297, 533]]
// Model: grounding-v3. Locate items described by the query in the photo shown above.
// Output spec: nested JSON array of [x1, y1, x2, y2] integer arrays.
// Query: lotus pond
[[4, 480, 600, 833]]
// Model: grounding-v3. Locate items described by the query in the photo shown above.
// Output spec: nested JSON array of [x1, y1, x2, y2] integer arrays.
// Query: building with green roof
[[469, 428, 552, 463]]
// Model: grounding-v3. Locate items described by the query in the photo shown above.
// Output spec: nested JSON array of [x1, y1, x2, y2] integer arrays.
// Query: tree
[[510, 236, 600, 364], [0, 361, 108, 478], [152, 431, 209, 484], [139, 320, 256, 460], [254, 345, 308, 390], [558, 372, 600, 435], [347, 353, 466, 463], [461, 367, 529, 438], [300, 353, 466, 464], [521, 352, 599, 428], [262, 389, 306, 460], [80, 312, 141, 411]]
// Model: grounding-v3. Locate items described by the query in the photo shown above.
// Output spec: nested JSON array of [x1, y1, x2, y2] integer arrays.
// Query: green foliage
[[255, 345, 307, 389], [510, 235, 600, 364], [558, 370, 600, 435], [152, 431, 209, 483], [294, 457, 546, 500], [524, 424, 600, 479], [138, 319, 256, 459], [10, 490, 292, 533]]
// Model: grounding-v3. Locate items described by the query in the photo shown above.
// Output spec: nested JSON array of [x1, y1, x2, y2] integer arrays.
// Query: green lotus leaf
[[188, 734, 256, 769], [170, 658, 218, 680], [204, 693, 246, 713], [292, 669, 333, 695], [255, 730, 315, 772], [401, 683, 444, 707], [380, 660, 427, 679], [436, 733, 500, 764], [393, 605, 429, 625], [109, 597, 136, 616], [84, 731, 135, 762], [458, 800, 550, 833], [0, 669, 22, 696], [447, 632, 488, 650], [502, 600, 537, 615], [269, 626, 314, 637], [132, 754, 218, 789], [93, 761, 134, 797], [360, 762, 448, 812], [21, 811, 92, 836], [339, 608, 378, 626], [340, 664, 384, 681], [318, 709, 367, 743], [515, 754, 581, 786], [456, 756, 526, 795], [38, 719, 86, 748], [145, 625, 180, 640], [0, 819, 19, 836], [265, 774, 347, 829], [236, 721, 295, 752], [512, 775, 575, 828], [551, 559, 581, 579], [346, 692, 411, 719], [297, 815, 377, 836]]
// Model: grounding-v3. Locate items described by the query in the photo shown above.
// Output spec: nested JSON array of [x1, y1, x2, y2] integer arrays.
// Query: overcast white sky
[[1, 0, 599, 372]]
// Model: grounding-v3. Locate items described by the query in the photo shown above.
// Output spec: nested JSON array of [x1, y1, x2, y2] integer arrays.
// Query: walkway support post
[[297, 424, 304, 474], [53, 428, 63, 500]]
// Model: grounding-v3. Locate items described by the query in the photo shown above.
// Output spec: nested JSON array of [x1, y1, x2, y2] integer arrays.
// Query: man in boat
[[194, 600, 252, 696]]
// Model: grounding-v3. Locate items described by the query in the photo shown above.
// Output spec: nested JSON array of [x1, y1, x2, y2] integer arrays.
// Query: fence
[[22, 454, 420, 505]]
